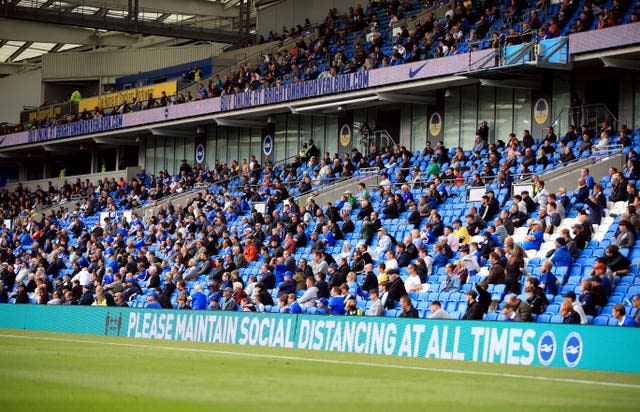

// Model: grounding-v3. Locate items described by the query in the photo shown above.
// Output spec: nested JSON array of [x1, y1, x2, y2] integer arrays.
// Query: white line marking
[[0, 332, 639, 390]]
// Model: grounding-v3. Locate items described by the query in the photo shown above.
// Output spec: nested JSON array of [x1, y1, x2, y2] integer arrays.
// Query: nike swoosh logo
[[408, 61, 428, 78]]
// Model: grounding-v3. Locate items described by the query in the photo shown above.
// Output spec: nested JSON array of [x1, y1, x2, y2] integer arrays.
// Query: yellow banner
[[78, 80, 177, 112], [28, 105, 62, 122]]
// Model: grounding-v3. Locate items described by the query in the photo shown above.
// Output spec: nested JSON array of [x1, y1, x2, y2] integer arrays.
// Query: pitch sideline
[[1, 331, 638, 390]]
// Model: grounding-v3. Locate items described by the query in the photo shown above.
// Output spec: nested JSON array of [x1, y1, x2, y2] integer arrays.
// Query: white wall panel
[[0, 68, 42, 124]]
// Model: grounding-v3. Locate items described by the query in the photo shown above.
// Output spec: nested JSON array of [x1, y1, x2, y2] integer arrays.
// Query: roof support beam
[[0, 19, 140, 47], [0, 5, 248, 44], [60, 0, 241, 17], [6, 41, 32, 62]]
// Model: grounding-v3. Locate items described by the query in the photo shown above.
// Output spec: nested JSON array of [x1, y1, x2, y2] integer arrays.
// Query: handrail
[[547, 103, 618, 140], [356, 129, 398, 156]]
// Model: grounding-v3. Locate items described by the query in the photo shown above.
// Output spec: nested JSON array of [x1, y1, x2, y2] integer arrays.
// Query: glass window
[[553, 74, 570, 132], [444, 87, 460, 147], [411, 104, 427, 152], [324, 116, 339, 158], [478, 86, 496, 142], [313, 117, 325, 151], [274, 114, 287, 162], [184, 136, 195, 170], [206, 126, 217, 168], [145, 139, 155, 175], [495, 88, 513, 142], [250, 128, 261, 159], [238, 128, 251, 164], [166, 137, 177, 175], [514, 89, 532, 139], [461, 85, 478, 149], [217, 128, 228, 165], [635, 74, 640, 131], [227, 129, 239, 165], [286, 114, 300, 162], [299, 115, 312, 151], [154, 136, 165, 173]]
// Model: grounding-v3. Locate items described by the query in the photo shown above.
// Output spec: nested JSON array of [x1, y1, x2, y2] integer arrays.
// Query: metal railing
[[548, 103, 619, 140], [356, 130, 398, 156]]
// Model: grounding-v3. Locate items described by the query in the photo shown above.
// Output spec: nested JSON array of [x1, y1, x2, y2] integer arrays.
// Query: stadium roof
[[0, 0, 253, 65]]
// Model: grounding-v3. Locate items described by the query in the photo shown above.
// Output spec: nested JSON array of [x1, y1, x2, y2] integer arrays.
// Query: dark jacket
[[462, 301, 484, 320], [399, 305, 419, 318], [386, 277, 407, 309]]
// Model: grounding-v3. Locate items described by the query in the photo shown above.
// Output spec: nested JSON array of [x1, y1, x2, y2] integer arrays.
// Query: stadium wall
[[0, 68, 42, 124], [1, 305, 639, 373]]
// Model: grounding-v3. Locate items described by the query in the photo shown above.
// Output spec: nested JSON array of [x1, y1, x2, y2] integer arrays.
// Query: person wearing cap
[[461, 290, 484, 320], [522, 220, 543, 250], [145, 293, 162, 309], [386, 271, 407, 310], [612, 304, 637, 327], [562, 291, 587, 325], [315, 297, 329, 315], [550, 237, 572, 271], [375, 227, 393, 258], [220, 287, 237, 311]]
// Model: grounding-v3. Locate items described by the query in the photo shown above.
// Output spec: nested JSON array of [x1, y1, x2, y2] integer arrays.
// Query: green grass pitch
[[0, 329, 639, 411]]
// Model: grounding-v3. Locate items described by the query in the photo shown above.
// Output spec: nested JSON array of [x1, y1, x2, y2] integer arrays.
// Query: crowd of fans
[[1, 116, 639, 327], [5, 0, 638, 136]]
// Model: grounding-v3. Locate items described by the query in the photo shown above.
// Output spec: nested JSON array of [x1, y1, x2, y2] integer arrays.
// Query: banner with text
[[78, 81, 178, 112], [0, 305, 638, 373]]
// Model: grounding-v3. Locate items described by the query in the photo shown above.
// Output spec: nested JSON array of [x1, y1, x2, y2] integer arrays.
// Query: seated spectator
[[429, 300, 452, 319], [611, 304, 637, 327], [398, 295, 419, 318], [461, 290, 483, 320], [560, 300, 581, 324]]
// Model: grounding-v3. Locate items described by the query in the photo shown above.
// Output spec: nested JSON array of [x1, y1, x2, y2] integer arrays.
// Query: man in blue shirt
[[190, 284, 208, 310], [328, 286, 345, 316], [146, 293, 162, 309], [538, 261, 559, 296], [612, 304, 637, 327], [522, 221, 543, 250], [550, 237, 572, 269]]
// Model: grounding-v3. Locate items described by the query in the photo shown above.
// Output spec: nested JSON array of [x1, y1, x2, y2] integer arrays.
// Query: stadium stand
[[0, 0, 640, 330], [4, 0, 639, 134]]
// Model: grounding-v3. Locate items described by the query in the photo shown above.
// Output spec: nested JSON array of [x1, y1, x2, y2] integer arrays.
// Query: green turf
[[0, 329, 639, 411]]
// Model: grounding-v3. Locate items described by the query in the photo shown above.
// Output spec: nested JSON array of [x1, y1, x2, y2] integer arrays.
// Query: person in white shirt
[[73, 267, 92, 287], [379, 172, 391, 190], [404, 265, 423, 292], [298, 277, 319, 307], [562, 291, 587, 325], [376, 228, 393, 258], [384, 250, 399, 272]]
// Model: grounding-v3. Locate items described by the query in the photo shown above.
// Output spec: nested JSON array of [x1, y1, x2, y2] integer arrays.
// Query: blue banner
[[1, 305, 638, 373]]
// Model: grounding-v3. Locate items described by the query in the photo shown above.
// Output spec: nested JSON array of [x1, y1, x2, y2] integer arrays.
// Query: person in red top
[[243, 238, 258, 262], [283, 232, 296, 255]]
